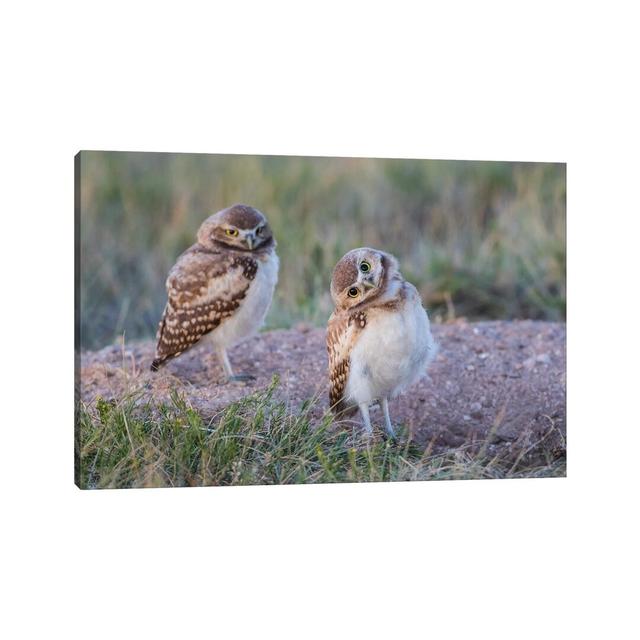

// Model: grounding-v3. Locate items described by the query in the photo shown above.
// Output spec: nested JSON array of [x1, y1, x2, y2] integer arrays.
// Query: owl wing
[[326, 310, 365, 415], [151, 246, 257, 371]]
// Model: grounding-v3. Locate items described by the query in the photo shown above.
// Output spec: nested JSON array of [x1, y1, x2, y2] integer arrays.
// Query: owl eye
[[256, 226, 264, 236], [347, 287, 359, 298], [360, 261, 371, 273], [225, 228, 239, 237]]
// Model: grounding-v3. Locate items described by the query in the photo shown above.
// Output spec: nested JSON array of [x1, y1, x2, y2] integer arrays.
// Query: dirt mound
[[79, 320, 566, 467]]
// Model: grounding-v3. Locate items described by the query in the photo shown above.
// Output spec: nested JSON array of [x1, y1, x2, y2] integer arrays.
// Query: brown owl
[[151, 204, 279, 381], [327, 248, 436, 437]]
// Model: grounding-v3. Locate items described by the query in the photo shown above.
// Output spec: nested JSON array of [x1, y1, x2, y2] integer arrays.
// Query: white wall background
[[2, 1, 638, 638]]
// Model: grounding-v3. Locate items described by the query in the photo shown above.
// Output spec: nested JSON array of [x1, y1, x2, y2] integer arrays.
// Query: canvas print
[[75, 152, 566, 489]]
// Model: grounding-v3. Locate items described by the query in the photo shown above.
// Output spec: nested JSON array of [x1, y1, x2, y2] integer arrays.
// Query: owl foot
[[227, 373, 256, 383], [383, 430, 398, 442], [217, 348, 255, 382]]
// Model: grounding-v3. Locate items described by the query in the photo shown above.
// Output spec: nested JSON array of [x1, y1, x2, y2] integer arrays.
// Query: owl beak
[[362, 277, 376, 290], [245, 233, 255, 250]]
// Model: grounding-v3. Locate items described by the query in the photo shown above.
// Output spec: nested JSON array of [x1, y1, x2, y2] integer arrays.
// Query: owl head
[[330, 247, 400, 310], [197, 204, 274, 251]]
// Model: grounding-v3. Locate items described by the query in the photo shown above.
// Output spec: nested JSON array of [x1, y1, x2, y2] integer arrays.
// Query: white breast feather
[[209, 251, 279, 348], [345, 289, 436, 405]]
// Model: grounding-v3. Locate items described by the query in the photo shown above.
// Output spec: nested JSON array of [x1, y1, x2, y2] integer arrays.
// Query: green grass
[[78, 152, 566, 350], [76, 377, 565, 489]]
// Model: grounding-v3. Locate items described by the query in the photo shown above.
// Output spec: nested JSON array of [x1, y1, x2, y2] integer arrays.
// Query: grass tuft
[[77, 377, 564, 489]]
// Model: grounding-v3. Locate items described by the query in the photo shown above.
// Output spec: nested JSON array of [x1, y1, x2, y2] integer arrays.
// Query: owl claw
[[227, 373, 256, 383]]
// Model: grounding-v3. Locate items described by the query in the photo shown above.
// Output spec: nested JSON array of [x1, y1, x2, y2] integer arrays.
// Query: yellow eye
[[225, 228, 239, 237], [347, 287, 359, 298], [360, 261, 371, 273]]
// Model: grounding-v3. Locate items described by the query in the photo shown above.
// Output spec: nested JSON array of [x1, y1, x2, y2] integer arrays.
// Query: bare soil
[[79, 320, 566, 467]]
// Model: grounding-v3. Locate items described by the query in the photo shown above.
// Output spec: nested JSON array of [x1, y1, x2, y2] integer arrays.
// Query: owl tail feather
[[150, 357, 165, 372], [331, 398, 358, 418]]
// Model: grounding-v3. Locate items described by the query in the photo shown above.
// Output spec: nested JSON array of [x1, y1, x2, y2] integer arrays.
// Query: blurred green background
[[77, 151, 565, 350]]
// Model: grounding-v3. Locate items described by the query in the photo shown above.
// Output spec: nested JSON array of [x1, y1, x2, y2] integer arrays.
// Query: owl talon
[[227, 373, 256, 383]]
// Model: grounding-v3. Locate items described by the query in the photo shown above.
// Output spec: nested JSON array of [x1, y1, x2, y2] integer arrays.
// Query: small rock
[[463, 415, 471, 422], [469, 402, 483, 419], [536, 353, 551, 365], [466, 364, 475, 371]]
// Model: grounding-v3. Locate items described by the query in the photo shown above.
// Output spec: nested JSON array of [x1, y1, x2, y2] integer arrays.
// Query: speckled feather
[[327, 308, 368, 414], [151, 246, 259, 370]]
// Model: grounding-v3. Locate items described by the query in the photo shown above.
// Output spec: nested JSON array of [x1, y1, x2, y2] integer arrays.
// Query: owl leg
[[358, 403, 374, 436], [381, 398, 397, 440], [217, 347, 255, 382]]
